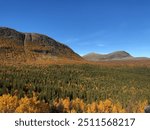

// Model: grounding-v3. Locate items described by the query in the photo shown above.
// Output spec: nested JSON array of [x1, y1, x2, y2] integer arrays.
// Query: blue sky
[[0, 0, 150, 57]]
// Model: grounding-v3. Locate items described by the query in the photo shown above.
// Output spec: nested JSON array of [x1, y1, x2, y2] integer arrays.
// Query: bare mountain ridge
[[0, 27, 82, 62], [83, 51, 148, 61]]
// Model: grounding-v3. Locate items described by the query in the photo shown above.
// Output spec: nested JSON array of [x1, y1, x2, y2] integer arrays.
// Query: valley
[[0, 27, 150, 113]]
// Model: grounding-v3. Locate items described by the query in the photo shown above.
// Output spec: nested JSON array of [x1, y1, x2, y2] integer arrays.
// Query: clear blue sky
[[0, 0, 150, 57]]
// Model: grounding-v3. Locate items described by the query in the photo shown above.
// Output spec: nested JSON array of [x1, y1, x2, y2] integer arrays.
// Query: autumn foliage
[[51, 98, 126, 113], [0, 94, 147, 113], [0, 94, 49, 113], [0, 64, 150, 113]]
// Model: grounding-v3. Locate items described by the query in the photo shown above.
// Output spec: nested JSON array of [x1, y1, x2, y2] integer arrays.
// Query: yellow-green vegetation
[[0, 64, 150, 112]]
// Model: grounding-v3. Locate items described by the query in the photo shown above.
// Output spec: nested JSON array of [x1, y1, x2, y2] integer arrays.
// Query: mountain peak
[[83, 51, 133, 61], [107, 51, 132, 59]]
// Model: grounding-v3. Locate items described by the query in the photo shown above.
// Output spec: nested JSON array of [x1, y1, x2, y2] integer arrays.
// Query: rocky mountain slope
[[0, 27, 82, 63]]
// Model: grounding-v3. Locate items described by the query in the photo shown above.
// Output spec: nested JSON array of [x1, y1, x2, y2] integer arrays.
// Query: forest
[[0, 64, 150, 112]]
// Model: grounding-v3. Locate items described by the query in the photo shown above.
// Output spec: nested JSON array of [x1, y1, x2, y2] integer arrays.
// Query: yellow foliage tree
[[0, 94, 18, 112], [0, 94, 148, 113], [15, 95, 49, 113], [51, 98, 126, 113], [0, 94, 49, 113]]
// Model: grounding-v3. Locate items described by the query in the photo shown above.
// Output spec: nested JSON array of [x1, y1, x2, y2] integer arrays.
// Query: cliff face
[[0, 27, 82, 63]]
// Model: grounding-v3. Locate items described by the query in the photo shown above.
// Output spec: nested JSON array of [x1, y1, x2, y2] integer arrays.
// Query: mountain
[[83, 51, 134, 61], [0, 27, 82, 63]]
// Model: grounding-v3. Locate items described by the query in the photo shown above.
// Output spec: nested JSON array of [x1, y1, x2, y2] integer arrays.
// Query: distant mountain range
[[83, 51, 149, 61], [0, 27, 82, 63]]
